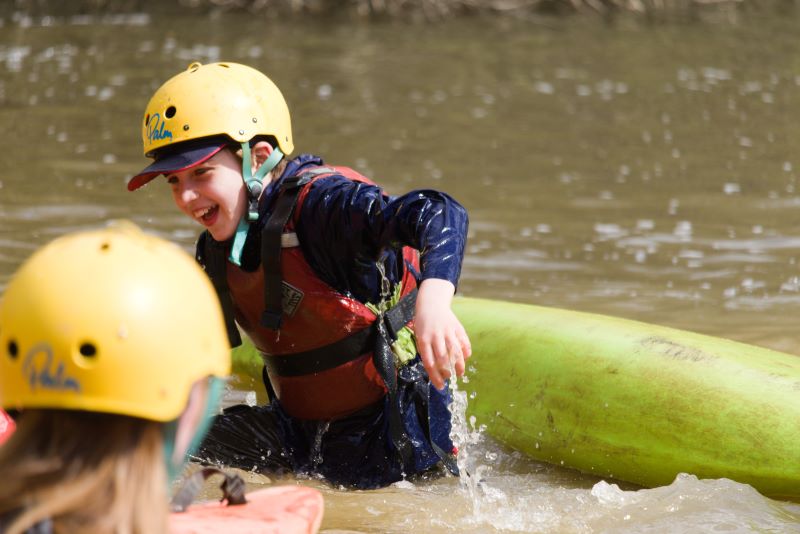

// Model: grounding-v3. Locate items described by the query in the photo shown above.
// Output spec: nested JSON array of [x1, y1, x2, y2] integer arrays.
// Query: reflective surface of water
[[2, 6, 800, 532]]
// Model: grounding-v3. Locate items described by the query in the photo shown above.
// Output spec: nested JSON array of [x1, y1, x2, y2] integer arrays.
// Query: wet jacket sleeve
[[295, 176, 468, 300]]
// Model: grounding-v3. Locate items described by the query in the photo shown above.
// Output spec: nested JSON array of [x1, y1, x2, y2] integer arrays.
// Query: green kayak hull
[[231, 297, 800, 501]]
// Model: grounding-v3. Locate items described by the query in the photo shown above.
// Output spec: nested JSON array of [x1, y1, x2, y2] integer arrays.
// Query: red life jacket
[[206, 166, 419, 421]]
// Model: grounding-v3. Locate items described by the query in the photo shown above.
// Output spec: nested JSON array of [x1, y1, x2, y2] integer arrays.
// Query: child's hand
[[414, 278, 472, 390]]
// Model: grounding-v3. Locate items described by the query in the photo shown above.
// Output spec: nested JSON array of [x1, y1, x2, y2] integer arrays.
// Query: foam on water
[[307, 443, 800, 533]]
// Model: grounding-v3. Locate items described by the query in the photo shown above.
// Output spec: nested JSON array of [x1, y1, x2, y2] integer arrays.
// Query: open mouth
[[193, 205, 219, 225]]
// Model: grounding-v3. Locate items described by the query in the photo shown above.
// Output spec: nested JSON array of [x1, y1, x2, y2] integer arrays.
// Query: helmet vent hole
[[8, 340, 18, 359], [145, 113, 150, 126], [100, 242, 110, 252], [165, 106, 177, 119], [79, 343, 97, 358], [219, 63, 230, 68]]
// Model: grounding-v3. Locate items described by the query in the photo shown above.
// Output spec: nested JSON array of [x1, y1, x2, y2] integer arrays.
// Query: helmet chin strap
[[162, 376, 225, 485], [228, 142, 283, 266]]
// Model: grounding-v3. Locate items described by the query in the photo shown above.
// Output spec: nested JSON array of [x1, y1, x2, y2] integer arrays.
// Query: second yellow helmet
[[0, 222, 231, 422]]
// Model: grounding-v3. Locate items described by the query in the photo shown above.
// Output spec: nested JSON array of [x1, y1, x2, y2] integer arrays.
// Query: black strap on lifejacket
[[259, 174, 308, 330], [373, 310, 416, 471], [198, 232, 242, 348], [366, 289, 458, 476]]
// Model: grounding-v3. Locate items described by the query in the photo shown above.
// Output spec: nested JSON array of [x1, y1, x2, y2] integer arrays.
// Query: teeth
[[193, 206, 212, 219]]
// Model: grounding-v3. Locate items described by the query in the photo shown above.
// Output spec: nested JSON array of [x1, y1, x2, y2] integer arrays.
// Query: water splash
[[447, 363, 506, 520], [310, 420, 331, 469]]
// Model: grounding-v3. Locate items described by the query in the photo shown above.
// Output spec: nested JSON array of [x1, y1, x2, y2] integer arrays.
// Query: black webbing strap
[[429, 423, 460, 476], [263, 288, 417, 377], [373, 314, 416, 471], [412, 379, 460, 476], [382, 287, 417, 340], [260, 167, 337, 330], [170, 467, 247, 513], [200, 232, 242, 348], [260, 175, 306, 330]]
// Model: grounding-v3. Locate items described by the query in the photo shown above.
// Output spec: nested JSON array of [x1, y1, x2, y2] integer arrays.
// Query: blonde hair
[[0, 410, 170, 534]]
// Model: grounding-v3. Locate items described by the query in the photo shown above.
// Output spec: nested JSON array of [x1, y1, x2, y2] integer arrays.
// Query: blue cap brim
[[127, 140, 228, 191]]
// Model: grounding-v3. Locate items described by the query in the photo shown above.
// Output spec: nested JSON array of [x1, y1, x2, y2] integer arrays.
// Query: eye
[[166, 175, 178, 185]]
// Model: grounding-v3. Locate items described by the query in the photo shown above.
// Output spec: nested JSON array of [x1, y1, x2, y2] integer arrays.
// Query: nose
[[175, 183, 199, 206]]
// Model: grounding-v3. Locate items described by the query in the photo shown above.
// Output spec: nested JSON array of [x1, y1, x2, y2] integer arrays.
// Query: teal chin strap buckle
[[228, 142, 284, 266]]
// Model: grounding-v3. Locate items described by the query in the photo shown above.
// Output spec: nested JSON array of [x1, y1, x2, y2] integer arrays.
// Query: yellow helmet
[[141, 61, 293, 158], [0, 222, 231, 422]]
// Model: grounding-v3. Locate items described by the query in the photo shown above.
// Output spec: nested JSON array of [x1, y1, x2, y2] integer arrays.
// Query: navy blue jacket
[[239, 154, 468, 305]]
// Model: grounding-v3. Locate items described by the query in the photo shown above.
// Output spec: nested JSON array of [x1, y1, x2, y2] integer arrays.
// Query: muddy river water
[[2, 5, 800, 532]]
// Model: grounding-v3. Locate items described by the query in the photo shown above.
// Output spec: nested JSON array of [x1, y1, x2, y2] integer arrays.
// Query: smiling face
[[166, 148, 247, 241]]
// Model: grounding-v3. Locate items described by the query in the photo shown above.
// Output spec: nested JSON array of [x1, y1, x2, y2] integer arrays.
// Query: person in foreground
[[0, 222, 231, 534], [128, 61, 472, 488]]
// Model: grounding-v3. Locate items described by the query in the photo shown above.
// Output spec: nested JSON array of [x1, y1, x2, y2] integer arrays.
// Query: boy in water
[[128, 61, 471, 488]]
